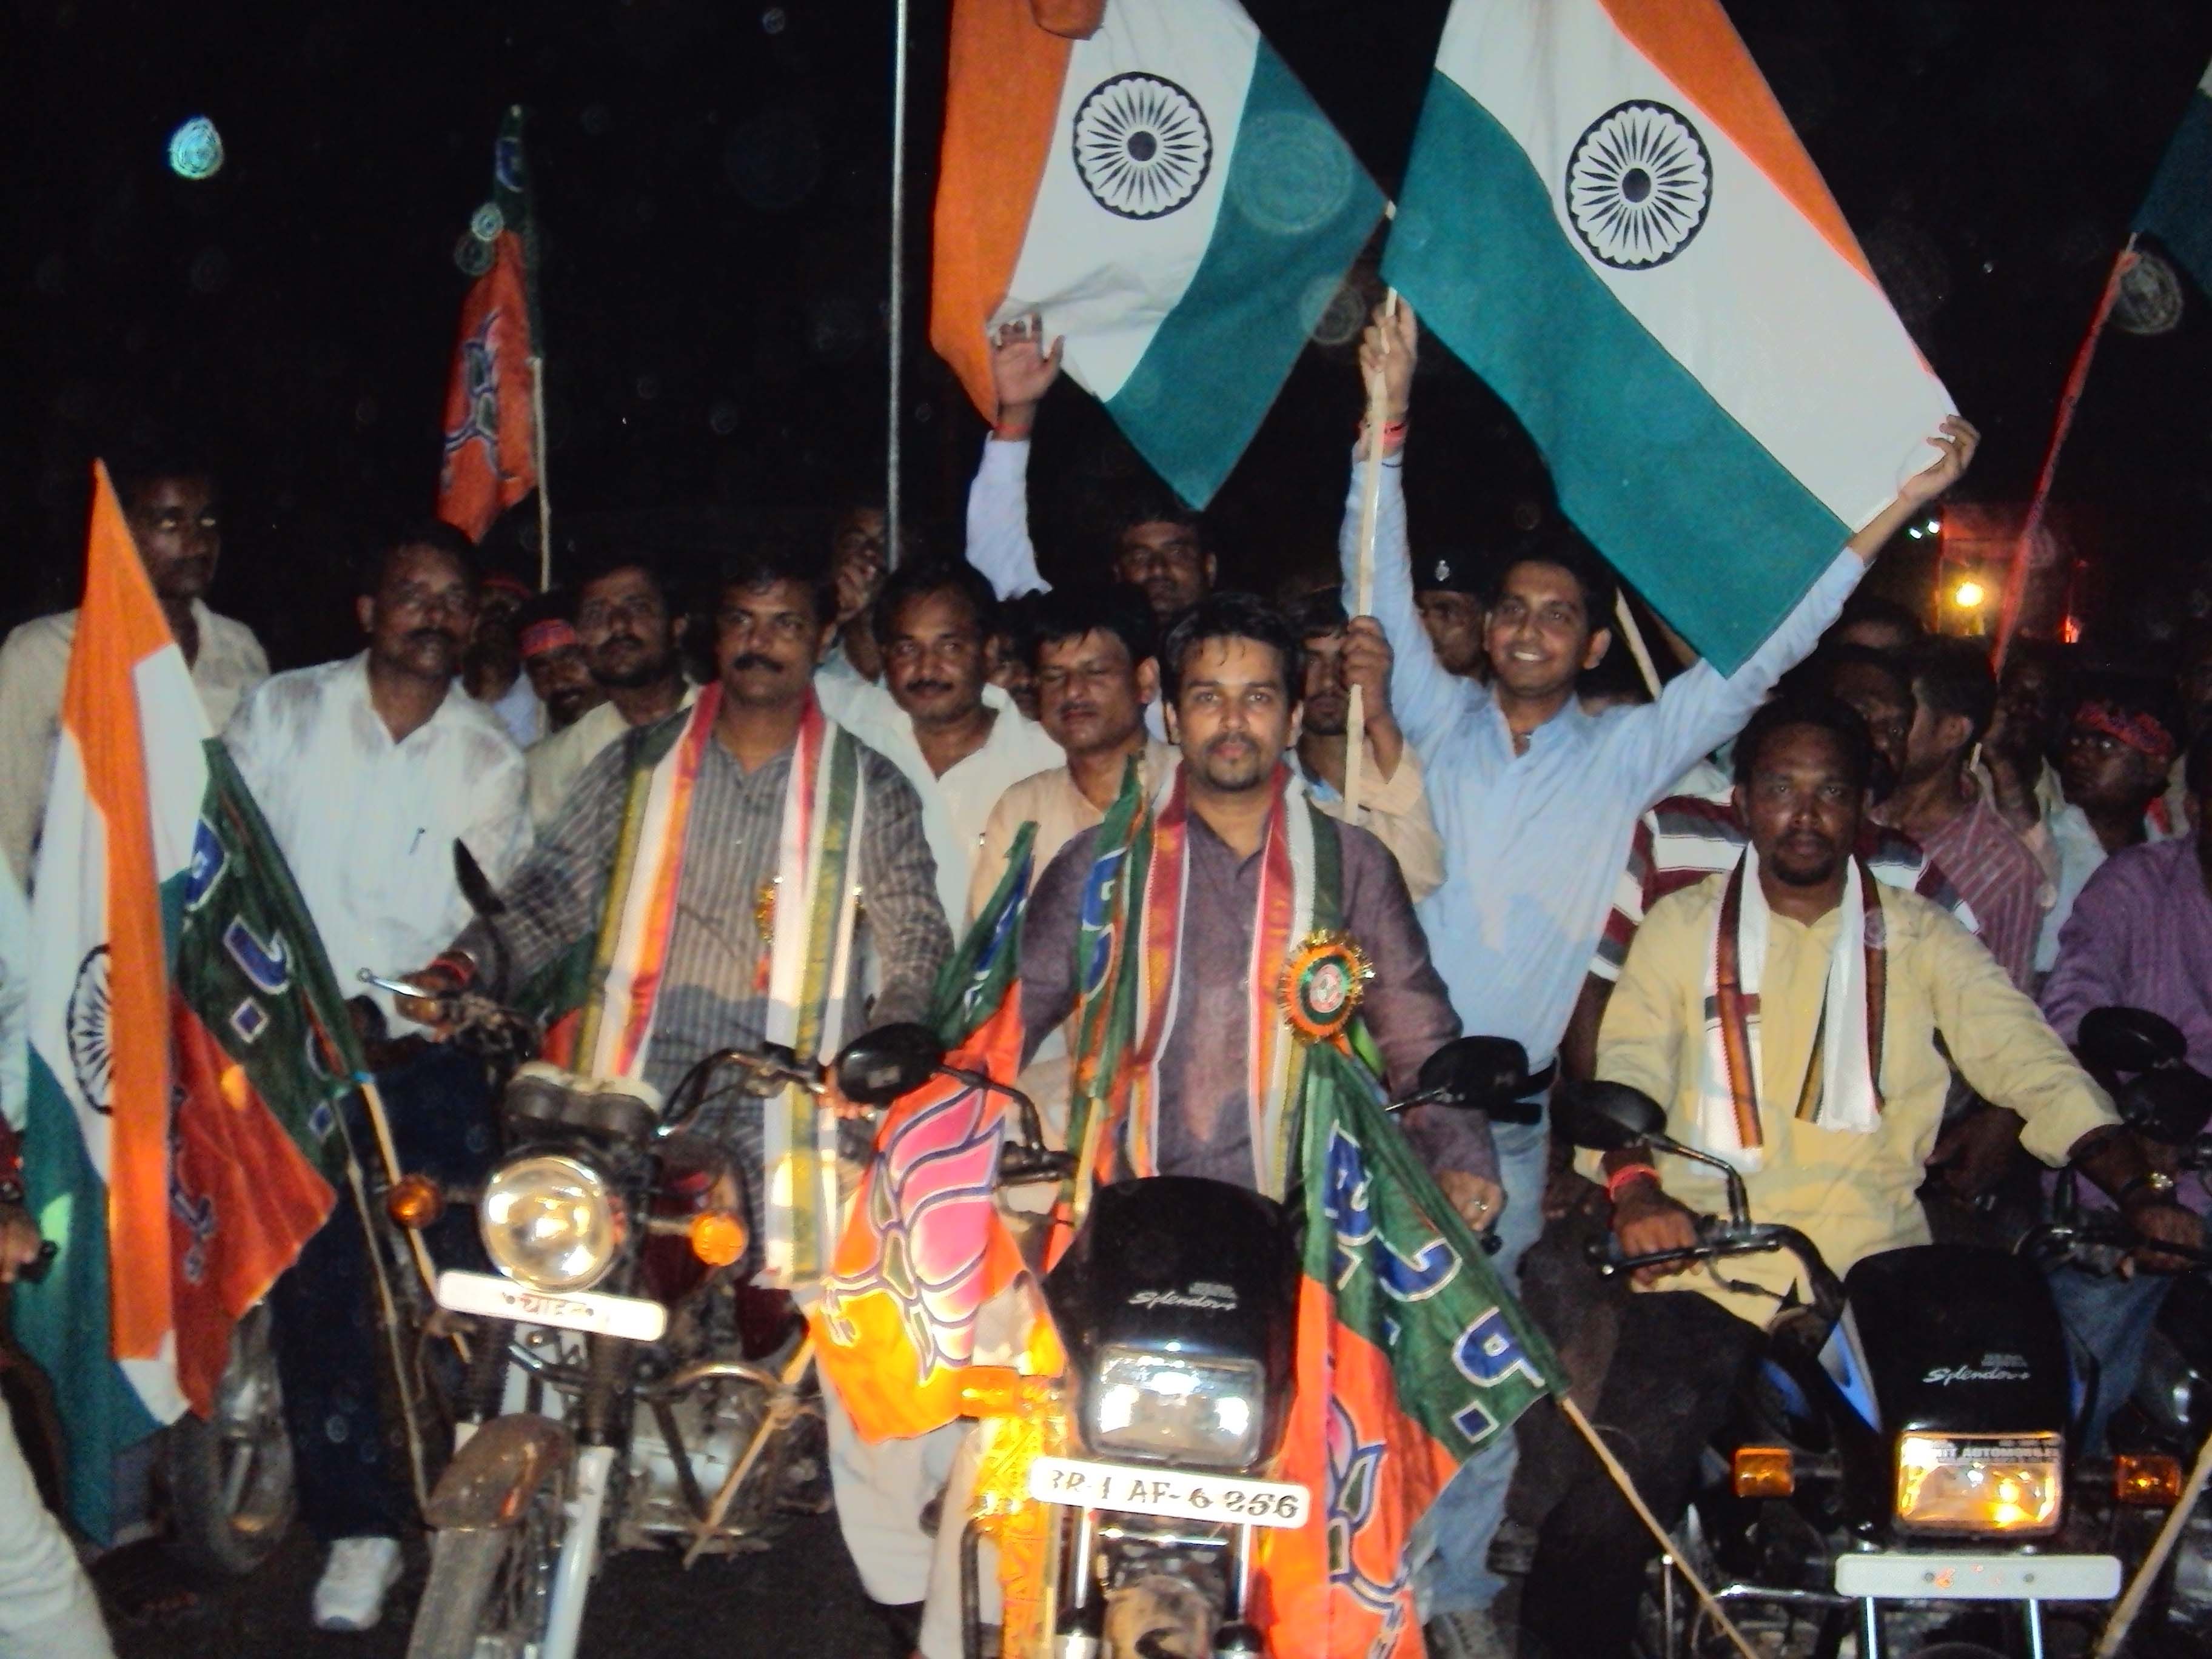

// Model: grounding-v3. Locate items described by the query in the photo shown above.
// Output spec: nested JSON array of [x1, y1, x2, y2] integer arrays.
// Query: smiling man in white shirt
[[221, 520, 529, 1633], [819, 557, 1064, 927]]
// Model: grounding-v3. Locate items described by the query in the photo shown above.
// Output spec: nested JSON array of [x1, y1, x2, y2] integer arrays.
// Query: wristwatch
[[2116, 1170, 2180, 1207]]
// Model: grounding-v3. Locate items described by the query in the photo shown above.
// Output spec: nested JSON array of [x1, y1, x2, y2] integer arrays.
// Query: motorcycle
[[2032, 1006, 2212, 1643], [967, 1034, 1533, 1659], [1554, 1075, 2205, 1659]]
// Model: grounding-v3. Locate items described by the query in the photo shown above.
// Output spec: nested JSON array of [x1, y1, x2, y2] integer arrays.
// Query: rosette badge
[[1278, 930, 1374, 1046]]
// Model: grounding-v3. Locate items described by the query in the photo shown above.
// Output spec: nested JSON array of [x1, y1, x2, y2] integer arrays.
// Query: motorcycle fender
[[424, 1413, 573, 1530]]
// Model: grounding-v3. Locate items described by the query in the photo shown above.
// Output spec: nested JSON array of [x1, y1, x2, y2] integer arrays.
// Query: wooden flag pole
[[1343, 287, 1400, 823], [2095, 1423, 2212, 1657], [531, 358, 552, 591], [1612, 592, 1663, 701], [1558, 1396, 1760, 1659]]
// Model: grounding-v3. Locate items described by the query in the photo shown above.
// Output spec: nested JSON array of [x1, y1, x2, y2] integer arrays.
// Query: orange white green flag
[[931, 0, 1384, 508], [12, 464, 355, 1539], [1386, 0, 1953, 672]]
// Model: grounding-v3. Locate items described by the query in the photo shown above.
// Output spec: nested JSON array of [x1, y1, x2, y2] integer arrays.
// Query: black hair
[[1101, 480, 1205, 559], [1908, 636, 1998, 748], [1021, 581, 1156, 673], [1833, 591, 1923, 650], [719, 538, 836, 629], [360, 518, 478, 597], [1286, 587, 1349, 641], [1489, 528, 1620, 640], [108, 444, 218, 512], [1732, 694, 1877, 797], [2188, 725, 2212, 802], [1158, 591, 1304, 708], [1786, 641, 1915, 709], [573, 541, 675, 611], [873, 557, 1000, 647]]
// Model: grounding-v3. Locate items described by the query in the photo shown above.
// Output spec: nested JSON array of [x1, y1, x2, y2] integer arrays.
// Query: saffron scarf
[[1698, 846, 1887, 1172]]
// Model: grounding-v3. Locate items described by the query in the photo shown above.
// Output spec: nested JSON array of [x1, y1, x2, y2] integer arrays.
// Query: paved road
[[107, 1513, 891, 1659]]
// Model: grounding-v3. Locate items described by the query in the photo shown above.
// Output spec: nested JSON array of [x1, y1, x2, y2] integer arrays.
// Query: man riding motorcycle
[[907, 593, 1500, 1658], [1530, 694, 2201, 1659], [401, 541, 955, 1652]]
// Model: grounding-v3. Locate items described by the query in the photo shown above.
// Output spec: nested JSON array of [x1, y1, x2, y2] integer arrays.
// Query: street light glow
[[1953, 578, 1986, 608]]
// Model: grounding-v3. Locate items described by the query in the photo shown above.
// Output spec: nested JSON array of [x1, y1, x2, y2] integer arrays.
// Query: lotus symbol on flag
[[1072, 72, 1213, 221], [821, 1078, 1005, 1379], [1325, 1396, 1406, 1621], [1565, 100, 1713, 270]]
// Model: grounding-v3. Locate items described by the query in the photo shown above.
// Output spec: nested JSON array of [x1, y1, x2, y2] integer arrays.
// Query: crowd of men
[[1, 299, 2209, 1659]]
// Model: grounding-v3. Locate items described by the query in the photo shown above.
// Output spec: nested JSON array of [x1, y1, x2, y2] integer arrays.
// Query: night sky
[[7, 0, 2211, 672]]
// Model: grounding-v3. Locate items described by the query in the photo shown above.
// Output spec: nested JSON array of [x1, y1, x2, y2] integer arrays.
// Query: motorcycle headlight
[[480, 1153, 625, 1293], [1894, 1432, 2062, 1535], [1087, 1349, 1265, 1470]]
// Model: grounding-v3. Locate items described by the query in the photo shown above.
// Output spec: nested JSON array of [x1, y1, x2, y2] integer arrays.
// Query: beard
[[596, 640, 675, 690]]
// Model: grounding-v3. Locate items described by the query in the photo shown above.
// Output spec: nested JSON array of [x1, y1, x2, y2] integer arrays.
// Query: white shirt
[[475, 671, 545, 748], [818, 677, 1065, 926], [525, 688, 696, 833], [223, 652, 532, 1022], [0, 868, 27, 1128], [0, 602, 268, 886]]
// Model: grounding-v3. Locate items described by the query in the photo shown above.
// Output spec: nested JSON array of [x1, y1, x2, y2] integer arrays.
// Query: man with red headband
[[463, 568, 546, 746], [2035, 685, 2183, 974], [515, 589, 605, 734]]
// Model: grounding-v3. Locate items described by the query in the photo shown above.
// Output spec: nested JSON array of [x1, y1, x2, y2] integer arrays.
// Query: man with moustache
[[514, 588, 605, 734], [524, 552, 693, 830], [461, 569, 546, 746], [404, 542, 953, 1655], [221, 522, 530, 1631], [823, 558, 1062, 927], [0, 451, 268, 885], [1529, 696, 2192, 1659]]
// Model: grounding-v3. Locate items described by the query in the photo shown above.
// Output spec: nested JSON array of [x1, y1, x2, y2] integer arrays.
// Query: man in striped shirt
[[1875, 638, 2048, 992]]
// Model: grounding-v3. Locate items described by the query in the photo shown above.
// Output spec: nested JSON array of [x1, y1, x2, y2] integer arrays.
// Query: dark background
[[6, 0, 2211, 673]]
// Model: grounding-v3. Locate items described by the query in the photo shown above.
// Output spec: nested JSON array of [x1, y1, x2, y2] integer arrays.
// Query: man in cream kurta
[[1526, 695, 2187, 1659]]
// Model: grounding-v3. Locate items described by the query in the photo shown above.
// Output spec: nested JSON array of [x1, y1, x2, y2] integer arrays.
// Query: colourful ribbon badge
[[1278, 930, 1374, 1045]]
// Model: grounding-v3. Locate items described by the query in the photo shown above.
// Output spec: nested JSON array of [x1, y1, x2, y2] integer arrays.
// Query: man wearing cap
[[515, 591, 605, 736], [1415, 549, 1487, 682]]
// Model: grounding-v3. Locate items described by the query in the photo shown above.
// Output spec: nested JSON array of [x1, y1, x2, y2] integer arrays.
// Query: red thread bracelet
[[1605, 1163, 1659, 1202]]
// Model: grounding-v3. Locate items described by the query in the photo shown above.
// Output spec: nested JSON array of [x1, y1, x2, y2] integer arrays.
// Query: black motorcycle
[[970, 1035, 1532, 1659], [1555, 1077, 2203, 1659]]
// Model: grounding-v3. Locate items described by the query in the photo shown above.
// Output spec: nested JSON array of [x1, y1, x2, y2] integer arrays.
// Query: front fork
[[1017, 1506, 1265, 1658]]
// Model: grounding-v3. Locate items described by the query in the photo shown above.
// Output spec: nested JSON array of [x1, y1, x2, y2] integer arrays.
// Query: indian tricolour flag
[[14, 464, 353, 1539], [930, 0, 1383, 508], [1386, 0, 1954, 672]]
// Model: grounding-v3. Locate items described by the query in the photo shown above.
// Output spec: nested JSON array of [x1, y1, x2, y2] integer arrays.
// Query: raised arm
[[1338, 304, 1476, 753], [964, 317, 1063, 601], [1621, 417, 1980, 804]]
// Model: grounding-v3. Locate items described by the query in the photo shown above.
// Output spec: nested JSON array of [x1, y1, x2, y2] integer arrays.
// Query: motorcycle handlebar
[[1585, 1219, 1845, 1318]]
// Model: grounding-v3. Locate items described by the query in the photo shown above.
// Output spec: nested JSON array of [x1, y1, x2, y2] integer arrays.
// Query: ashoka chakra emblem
[[67, 945, 115, 1115], [1071, 73, 1213, 221], [1565, 101, 1712, 270]]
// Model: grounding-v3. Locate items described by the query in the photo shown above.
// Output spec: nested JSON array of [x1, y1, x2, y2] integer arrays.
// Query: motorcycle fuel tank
[[1843, 1245, 2069, 1438], [1045, 1177, 1298, 1394]]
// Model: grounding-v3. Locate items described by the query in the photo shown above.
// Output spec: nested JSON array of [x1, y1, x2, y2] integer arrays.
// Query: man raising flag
[[12, 466, 357, 1544]]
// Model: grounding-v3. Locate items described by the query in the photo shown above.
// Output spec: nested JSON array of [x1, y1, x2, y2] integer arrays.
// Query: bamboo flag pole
[[1558, 1396, 1761, 1659], [1342, 287, 1400, 822], [531, 361, 552, 591], [885, 0, 912, 569], [1994, 235, 2135, 670], [1612, 592, 1663, 700]]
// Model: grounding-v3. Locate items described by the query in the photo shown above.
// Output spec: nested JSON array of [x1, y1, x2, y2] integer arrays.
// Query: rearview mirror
[[834, 1022, 945, 1107], [2078, 1007, 2187, 1074], [1554, 1081, 1667, 1153], [1416, 1036, 1531, 1113], [2116, 1068, 2212, 1148]]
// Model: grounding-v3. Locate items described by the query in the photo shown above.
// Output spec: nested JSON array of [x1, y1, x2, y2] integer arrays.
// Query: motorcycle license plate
[[435, 1269, 669, 1343], [1027, 1455, 1310, 1529], [1833, 1552, 2120, 1602]]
